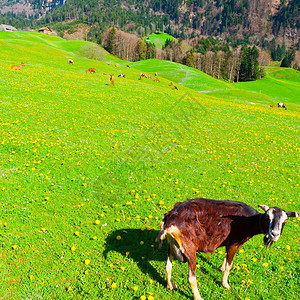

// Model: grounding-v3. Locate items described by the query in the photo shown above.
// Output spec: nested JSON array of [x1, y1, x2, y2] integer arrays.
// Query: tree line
[[102, 27, 268, 82]]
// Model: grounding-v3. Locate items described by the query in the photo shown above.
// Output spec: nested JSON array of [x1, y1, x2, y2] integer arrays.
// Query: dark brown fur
[[157, 198, 298, 300], [159, 198, 262, 253]]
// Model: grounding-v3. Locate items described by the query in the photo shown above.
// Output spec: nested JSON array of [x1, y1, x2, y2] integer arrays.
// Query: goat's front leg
[[188, 252, 203, 300], [222, 245, 239, 289], [166, 254, 177, 290]]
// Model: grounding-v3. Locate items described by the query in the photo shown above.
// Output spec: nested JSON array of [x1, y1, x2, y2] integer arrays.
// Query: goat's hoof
[[167, 282, 177, 290], [222, 282, 231, 290]]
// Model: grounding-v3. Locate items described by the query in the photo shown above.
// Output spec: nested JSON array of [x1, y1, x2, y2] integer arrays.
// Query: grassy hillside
[[130, 59, 232, 92], [132, 59, 300, 108], [0, 32, 299, 300]]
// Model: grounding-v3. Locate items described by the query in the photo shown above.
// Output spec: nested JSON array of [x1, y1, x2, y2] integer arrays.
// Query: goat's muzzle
[[264, 234, 274, 250]]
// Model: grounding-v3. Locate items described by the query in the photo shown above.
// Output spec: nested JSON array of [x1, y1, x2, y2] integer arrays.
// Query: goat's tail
[[156, 223, 187, 263], [156, 222, 167, 248]]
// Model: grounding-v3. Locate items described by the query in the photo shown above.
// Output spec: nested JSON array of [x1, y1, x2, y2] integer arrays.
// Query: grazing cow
[[157, 198, 298, 300], [169, 82, 173, 86], [173, 86, 178, 90], [155, 72, 158, 76], [110, 74, 115, 86], [86, 68, 96, 73], [116, 63, 121, 67], [68, 59, 74, 64], [154, 77, 160, 82], [118, 74, 125, 78], [270, 105, 277, 108], [126, 65, 130, 68], [278, 103, 287, 110], [103, 73, 108, 75]]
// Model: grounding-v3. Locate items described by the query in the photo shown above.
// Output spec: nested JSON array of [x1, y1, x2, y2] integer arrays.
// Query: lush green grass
[[0, 31, 299, 300], [130, 59, 232, 92], [132, 59, 300, 108], [143, 33, 175, 49]]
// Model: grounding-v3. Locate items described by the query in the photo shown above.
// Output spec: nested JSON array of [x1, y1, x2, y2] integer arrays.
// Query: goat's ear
[[258, 205, 270, 212], [286, 211, 299, 218]]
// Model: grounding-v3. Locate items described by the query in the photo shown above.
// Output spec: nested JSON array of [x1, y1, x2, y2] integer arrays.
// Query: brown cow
[[86, 68, 96, 73], [154, 77, 160, 82], [157, 198, 298, 300], [270, 105, 277, 108]]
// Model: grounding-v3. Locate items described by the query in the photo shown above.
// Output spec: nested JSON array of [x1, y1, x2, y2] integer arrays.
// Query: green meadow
[[0, 31, 299, 300], [143, 33, 175, 49]]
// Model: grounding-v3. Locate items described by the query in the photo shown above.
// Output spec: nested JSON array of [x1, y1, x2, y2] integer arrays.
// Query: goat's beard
[[264, 235, 274, 249]]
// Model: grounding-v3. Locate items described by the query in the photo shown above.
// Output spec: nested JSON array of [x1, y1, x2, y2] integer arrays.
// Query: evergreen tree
[[106, 27, 116, 53], [238, 46, 259, 81], [280, 48, 295, 67]]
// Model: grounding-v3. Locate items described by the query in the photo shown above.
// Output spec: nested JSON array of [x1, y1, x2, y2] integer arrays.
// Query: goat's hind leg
[[166, 253, 177, 290], [188, 251, 203, 300], [220, 255, 227, 272]]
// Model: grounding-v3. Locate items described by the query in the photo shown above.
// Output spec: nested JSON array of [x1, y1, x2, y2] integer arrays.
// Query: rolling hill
[[0, 31, 299, 300]]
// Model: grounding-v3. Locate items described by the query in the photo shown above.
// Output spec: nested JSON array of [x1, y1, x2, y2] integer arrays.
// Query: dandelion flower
[[111, 282, 117, 288], [140, 296, 146, 300], [140, 241, 144, 245], [94, 220, 100, 225], [84, 259, 90, 265], [286, 245, 291, 251], [116, 236, 121, 240], [133, 286, 139, 291], [12, 245, 18, 250], [71, 246, 76, 252], [263, 262, 269, 267], [74, 231, 79, 236]]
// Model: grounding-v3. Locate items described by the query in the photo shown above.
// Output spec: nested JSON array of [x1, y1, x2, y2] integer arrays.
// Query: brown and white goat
[[110, 74, 115, 86], [157, 198, 298, 300], [278, 102, 287, 110], [11, 63, 25, 70]]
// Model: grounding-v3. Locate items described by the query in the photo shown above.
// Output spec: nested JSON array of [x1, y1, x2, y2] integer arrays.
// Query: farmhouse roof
[[0, 24, 17, 32], [38, 26, 52, 33]]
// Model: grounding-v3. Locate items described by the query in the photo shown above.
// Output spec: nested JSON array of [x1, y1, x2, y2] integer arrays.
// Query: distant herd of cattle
[[11, 60, 290, 108]]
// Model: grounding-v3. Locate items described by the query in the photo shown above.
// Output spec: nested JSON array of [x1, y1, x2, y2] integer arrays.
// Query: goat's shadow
[[103, 228, 220, 299]]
